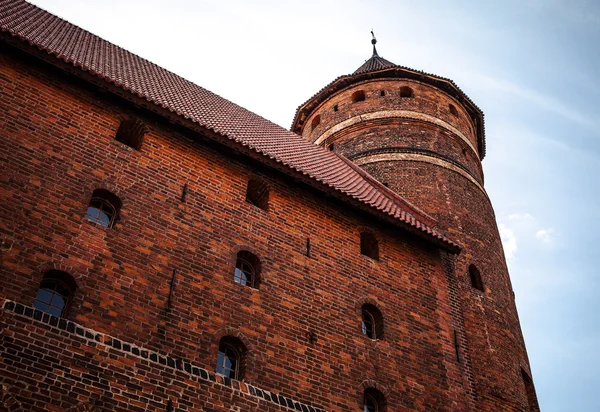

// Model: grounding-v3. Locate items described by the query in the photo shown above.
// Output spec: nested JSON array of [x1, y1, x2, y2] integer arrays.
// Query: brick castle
[[0, 1, 539, 411]]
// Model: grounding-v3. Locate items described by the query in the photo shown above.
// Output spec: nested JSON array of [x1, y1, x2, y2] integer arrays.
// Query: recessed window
[[327, 143, 335, 151], [115, 118, 146, 150], [363, 388, 386, 412], [234, 251, 261, 289], [351, 90, 366, 103], [333, 105, 339, 112], [399, 86, 414, 98], [469, 264, 484, 291], [311, 115, 321, 131], [32, 270, 76, 318], [245, 178, 269, 211], [361, 304, 384, 340], [380, 90, 385, 97], [360, 231, 379, 260], [84, 189, 122, 228], [449, 104, 459, 117], [216, 336, 247, 380]]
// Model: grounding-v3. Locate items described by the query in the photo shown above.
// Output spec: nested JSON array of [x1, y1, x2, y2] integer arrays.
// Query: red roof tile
[[0, 0, 459, 252]]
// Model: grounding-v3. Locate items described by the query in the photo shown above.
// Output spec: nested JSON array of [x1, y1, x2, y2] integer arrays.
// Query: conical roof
[[353, 35, 396, 74]]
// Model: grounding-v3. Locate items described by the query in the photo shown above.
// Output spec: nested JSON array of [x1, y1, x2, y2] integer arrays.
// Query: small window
[[234, 251, 261, 289], [245, 178, 269, 211], [351, 90, 366, 103], [84, 189, 122, 228], [399, 86, 414, 98], [327, 143, 335, 151], [380, 90, 385, 97], [216, 336, 246, 380], [333, 105, 339, 112], [469, 264, 484, 291], [361, 304, 384, 340], [32, 270, 76, 318], [311, 115, 321, 131], [449, 104, 459, 117], [363, 388, 386, 412], [115, 118, 146, 150], [521, 368, 539, 411], [360, 232, 379, 260]]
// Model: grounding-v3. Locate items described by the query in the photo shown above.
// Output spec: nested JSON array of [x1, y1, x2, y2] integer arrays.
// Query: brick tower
[[291, 35, 540, 411]]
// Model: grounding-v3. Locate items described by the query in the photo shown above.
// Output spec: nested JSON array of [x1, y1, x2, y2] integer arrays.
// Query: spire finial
[[371, 30, 379, 57]]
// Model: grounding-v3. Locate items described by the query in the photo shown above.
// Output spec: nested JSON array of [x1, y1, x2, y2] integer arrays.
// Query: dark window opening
[[361, 304, 384, 340], [469, 264, 484, 291], [400, 86, 414, 98], [363, 388, 386, 412], [453, 329, 461, 363], [245, 178, 269, 211], [216, 336, 246, 380], [311, 115, 321, 131], [115, 118, 146, 150], [32, 270, 76, 318], [360, 232, 379, 260], [84, 189, 121, 228], [234, 251, 261, 289], [449, 104, 459, 117], [351, 90, 366, 103], [521, 368, 539, 411], [380, 90, 385, 97], [306, 238, 311, 258], [327, 143, 335, 151], [333, 105, 339, 112]]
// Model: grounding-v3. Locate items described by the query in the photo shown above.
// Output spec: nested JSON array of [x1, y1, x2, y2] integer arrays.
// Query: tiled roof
[[0, 0, 459, 252], [353, 53, 396, 75]]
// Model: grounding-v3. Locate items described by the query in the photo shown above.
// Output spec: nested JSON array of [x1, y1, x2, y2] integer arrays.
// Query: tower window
[[363, 388, 386, 412], [32, 270, 76, 318], [351, 90, 366, 103], [216, 336, 246, 380], [115, 118, 146, 150], [333, 105, 338, 112], [360, 232, 379, 260], [380, 90, 385, 97], [245, 178, 269, 211], [400, 86, 414, 98], [84, 189, 122, 228], [234, 251, 261, 289], [449, 104, 459, 117], [311, 115, 321, 130], [327, 143, 335, 151], [469, 264, 484, 291], [361, 304, 384, 340]]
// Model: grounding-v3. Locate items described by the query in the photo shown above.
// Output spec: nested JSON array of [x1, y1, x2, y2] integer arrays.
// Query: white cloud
[[499, 223, 518, 261], [536, 228, 555, 244], [509, 213, 534, 221]]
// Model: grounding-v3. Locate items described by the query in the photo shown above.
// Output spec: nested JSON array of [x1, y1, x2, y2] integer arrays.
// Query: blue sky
[[29, 1, 600, 410]]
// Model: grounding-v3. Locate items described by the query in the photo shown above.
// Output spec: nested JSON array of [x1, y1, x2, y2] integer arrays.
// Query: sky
[[28, 0, 600, 410]]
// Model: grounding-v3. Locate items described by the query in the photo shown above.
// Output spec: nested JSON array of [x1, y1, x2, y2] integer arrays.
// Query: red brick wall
[[1, 46, 483, 410], [299, 77, 539, 411]]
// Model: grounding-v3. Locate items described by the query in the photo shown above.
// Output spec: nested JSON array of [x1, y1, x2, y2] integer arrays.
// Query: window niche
[[215, 336, 247, 380], [115, 118, 147, 150], [363, 387, 386, 412], [360, 231, 379, 260], [84, 189, 122, 228], [311, 115, 321, 131], [32, 270, 76, 318], [245, 178, 269, 211], [469, 264, 484, 292], [351, 90, 366, 103], [361, 304, 384, 340], [234, 251, 261, 289], [399, 86, 414, 98], [449, 104, 459, 117]]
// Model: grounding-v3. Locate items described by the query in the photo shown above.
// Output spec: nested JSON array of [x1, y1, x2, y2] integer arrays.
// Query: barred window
[[32, 270, 76, 318], [234, 251, 261, 289], [361, 304, 384, 340], [84, 189, 121, 228], [363, 388, 386, 412], [216, 337, 246, 380]]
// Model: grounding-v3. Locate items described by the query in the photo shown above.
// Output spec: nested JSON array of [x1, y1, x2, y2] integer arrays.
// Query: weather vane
[[371, 30, 379, 56]]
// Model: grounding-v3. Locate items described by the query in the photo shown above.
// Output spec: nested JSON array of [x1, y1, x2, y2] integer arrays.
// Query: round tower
[[291, 37, 539, 411]]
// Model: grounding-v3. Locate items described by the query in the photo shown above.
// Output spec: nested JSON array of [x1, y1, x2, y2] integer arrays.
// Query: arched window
[[311, 115, 321, 130], [399, 86, 414, 98], [245, 178, 269, 211], [360, 232, 379, 260], [234, 251, 261, 289], [84, 189, 122, 228], [363, 388, 386, 412], [351, 90, 366, 103], [32, 270, 76, 317], [115, 118, 146, 150], [361, 304, 384, 340], [469, 264, 484, 291], [216, 336, 247, 380], [449, 104, 459, 117]]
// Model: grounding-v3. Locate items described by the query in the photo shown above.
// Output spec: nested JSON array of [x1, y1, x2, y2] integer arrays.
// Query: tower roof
[[353, 32, 396, 75]]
